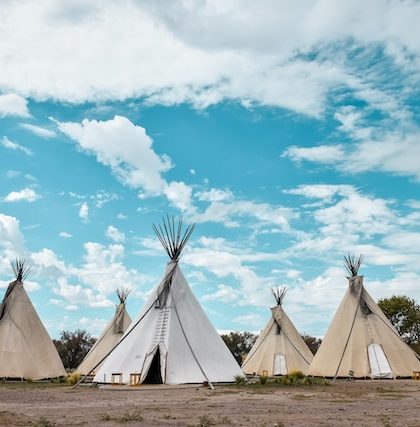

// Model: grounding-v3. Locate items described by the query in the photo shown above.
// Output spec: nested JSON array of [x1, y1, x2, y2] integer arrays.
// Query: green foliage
[[53, 329, 96, 370], [234, 374, 247, 385], [301, 334, 322, 354], [259, 375, 269, 385], [220, 331, 258, 364], [65, 373, 81, 385], [198, 414, 216, 427], [100, 409, 143, 423], [275, 374, 329, 386], [377, 295, 420, 345], [32, 416, 56, 427]]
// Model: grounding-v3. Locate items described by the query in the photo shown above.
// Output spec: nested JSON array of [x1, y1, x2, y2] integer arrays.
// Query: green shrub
[[65, 373, 81, 385], [234, 374, 247, 385], [198, 414, 216, 427], [259, 375, 269, 385], [33, 416, 56, 427]]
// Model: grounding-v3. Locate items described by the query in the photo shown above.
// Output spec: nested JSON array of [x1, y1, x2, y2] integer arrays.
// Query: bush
[[234, 374, 247, 385], [259, 375, 269, 385], [65, 373, 81, 385], [288, 370, 305, 379]]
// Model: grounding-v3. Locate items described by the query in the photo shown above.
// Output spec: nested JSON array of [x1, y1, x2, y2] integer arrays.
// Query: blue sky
[[1, 0, 420, 339]]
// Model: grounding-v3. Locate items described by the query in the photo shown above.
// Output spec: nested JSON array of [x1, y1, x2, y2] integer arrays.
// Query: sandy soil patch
[[0, 380, 419, 426]]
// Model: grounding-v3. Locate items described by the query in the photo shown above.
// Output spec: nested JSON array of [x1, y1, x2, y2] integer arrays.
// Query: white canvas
[[76, 300, 132, 376], [307, 275, 420, 378], [94, 262, 243, 385], [242, 296, 313, 376], [0, 280, 66, 380]]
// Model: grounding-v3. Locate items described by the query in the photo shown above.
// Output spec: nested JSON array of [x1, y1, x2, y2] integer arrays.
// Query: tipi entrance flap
[[141, 344, 167, 384], [368, 343, 392, 378], [273, 352, 287, 375]]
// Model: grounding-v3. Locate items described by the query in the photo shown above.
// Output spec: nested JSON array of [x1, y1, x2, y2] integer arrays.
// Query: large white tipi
[[93, 217, 244, 386], [242, 287, 313, 376], [0, 259, 66, 380], [76, 288, 132, 376], [308, 255, 420, 379]]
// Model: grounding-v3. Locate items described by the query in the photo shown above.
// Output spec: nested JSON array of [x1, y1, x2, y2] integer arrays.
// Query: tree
[[301, 333, 322, 355], [377, 295, 420, 348], [221, 331, 258, 364], [53, 329, 96, 371]]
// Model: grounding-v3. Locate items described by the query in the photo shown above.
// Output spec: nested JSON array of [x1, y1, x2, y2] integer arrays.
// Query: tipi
[[307, 255, 420, 379], [76, 288, 132, 376], [0, 259, 66, 380], [242, 287, 313, 376], [93, 217, 244, 386]]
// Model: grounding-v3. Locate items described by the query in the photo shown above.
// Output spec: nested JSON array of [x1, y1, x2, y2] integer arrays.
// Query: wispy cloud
[[21, 123, 56, 138], [1, 136, 32, 156]]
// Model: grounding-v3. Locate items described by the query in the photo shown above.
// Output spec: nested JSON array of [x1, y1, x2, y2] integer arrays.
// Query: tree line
[[54, 295, 420, 370]]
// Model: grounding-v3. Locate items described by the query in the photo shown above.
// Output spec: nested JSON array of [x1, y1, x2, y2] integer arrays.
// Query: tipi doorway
[[273, 352, 287, 375], [143, 348, 163, 384], [368, 343, 392, 378]]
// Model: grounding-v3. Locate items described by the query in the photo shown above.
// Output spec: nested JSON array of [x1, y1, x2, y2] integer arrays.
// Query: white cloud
[[163, 181, 193, 212], [52, 277, 113, 308], [0, 214, 25, 254], [0, 136, 32, 156], [284, 184, 355, 202], [0, 94, 30, 118], [21, 123, 56, 138], [0, 2, 419, 117], [282, 144, 345, 164], [202, 284, 241, 303], [192, 198, 295, 231], [233, 314, 264, 328], [79, 202, 89, 220], [4, 188, 39, 202], [117, 213, 127, 220], [105, 225, 125, 243], [59, 231, 72, 238], [196, 188, 234, 202], [78, 316, 109, 337], [58, 115, 193, 211], [58, 115, 171, 193]]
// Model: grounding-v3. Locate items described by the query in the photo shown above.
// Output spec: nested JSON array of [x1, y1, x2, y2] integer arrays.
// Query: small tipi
[[242, 287, 313, 376], [76, 288, 132, 376], [93, 217, 244, 386], [0, 259, 66, 380], [307, 255, 420, 379]]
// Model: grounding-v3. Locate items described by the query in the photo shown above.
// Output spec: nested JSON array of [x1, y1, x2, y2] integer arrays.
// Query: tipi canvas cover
[[94, 218, 243, 385], [0, 260, 66, 380], [242, 287, 313, 376], [308, 255, 420, 379], [76, 289, 132, 375]]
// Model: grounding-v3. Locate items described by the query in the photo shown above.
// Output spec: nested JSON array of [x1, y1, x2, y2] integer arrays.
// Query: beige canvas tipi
[[93, 217, 244, 386], [242, 287, 313, 376], [0, 259, 66, 380], [307, 255, 420, 379], [76, 288, 132, 375]]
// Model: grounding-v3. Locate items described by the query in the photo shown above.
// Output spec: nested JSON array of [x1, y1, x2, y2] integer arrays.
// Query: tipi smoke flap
[[0, 259, 66, 380], [93, 217, 244, 386], [242, 286, 313, 376], [307, 255, 420, 379]]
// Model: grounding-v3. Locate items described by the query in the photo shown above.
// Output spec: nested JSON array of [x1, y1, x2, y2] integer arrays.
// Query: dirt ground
[[0, 380, 419, 426]]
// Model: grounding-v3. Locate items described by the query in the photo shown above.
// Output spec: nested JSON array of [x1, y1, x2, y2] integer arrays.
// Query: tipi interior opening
[[143, 348, 163, 384]]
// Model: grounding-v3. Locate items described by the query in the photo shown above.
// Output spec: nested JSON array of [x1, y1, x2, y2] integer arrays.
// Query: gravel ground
[[0, 379, 419, 426]]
